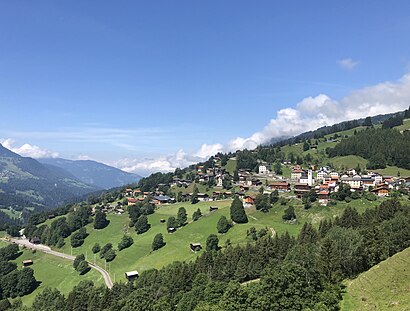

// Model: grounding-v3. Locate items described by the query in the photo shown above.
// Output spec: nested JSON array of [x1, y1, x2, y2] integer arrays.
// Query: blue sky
[[1, 1, 410, 175]]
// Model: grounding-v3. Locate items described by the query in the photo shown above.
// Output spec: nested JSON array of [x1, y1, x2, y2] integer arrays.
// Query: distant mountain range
[[38, 158, 141, 190], [0, 144, 140, 211]]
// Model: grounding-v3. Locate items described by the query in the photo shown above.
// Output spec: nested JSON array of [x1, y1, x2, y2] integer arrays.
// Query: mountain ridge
[[38, 158, 141, 190]]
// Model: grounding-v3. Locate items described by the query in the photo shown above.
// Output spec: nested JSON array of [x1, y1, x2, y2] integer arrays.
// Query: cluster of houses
[[266, 166, 410, 206]]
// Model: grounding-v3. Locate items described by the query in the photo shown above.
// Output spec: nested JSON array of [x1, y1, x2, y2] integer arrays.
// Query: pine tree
[[152, 233, 165, 251], [177, 207, 188, 227], [191, 185, 199, 204], [118, 235, 134, 251], [230, 196, 248, 224], [167, 216, 178, 229], [135, 215, 150, 234], [217, 216, 230, 234], [91, 243, 100, 254], [206, 234, 220, 252], [192, 208, 202, 221], [94, 210, 109, 229]]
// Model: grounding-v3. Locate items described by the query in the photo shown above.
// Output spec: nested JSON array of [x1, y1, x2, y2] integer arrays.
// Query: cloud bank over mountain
[[3, 74, 410, 176], [0, 138, 60, 158]]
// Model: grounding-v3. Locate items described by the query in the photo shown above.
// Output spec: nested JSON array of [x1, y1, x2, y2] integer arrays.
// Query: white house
[[259, 165, 269, 175]]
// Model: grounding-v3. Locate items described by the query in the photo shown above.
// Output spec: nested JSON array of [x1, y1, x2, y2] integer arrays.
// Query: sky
[[1, 1, 410, 176]]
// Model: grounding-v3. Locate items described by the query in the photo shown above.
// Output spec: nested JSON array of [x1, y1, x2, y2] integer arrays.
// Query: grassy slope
[[374, 166, 410, 178], [0, 235, 104, 306], [225, 159, 237, 175], [12, 248, 104, 306], [341, 247, 410, 311], [54, 197, 383, 283], [330, 155, 368, 170]]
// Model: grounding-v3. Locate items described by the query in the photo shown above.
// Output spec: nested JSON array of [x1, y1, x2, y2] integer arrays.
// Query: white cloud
[[115, 149, 200, 176], [193, 143, 224, 158], [116, 73, 410, 176], [337, 58, 360, 70], [75, 155, 94, 161], [0, 139, 59, 158]]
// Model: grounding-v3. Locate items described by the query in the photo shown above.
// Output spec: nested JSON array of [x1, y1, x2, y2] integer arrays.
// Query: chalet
[[371, 185, 389, 197], [127, 198, 137, 205], [251, 178, 263, 186], [235, 191, 245, 199], [291, 168, 304, 181], [125, 271, 139, 281], [373, 174, 383, 185], [133, 189, 141, 196], [30, 237, 40, 244], [361, 177, 375, 188], [22, 260, 33, 267], [209, 206, 219, 211], [190, 243, 202, 252], [143, 192, 150, 197], [153, 195, 174, 204], [240, 185, 250, 191], [384, 176, 394, 183], [294, 183, 311, 198], [340, 175, 362, 190], [330, 172, 339, 179], [244, 196, 255, 205], [316, 170, 328, 182], [167, 227, 176, 234], [197, 193, 209, 202], [269, 182, 290, 192], [318, 190, 330, 206]]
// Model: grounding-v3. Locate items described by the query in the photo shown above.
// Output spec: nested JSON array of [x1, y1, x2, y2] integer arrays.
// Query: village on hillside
[[122, 157, 410, 210]]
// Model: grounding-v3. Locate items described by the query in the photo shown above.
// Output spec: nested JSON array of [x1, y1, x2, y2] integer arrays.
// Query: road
[[7, 237, 113, 289]]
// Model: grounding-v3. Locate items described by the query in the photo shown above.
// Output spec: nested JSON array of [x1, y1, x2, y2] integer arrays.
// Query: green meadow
[[341, 247, 410, 310]]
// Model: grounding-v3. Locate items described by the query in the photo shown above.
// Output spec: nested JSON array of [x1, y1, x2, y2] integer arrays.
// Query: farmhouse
[[197, 193, 209, 202], [294, 183, 311, 198], [125, 271, 139, 281], [244, 196, 255, 205], [291, 167, 304, 181], [127, 198, 137, 205], [371, 185, 390, 197], [340, 175, 362, 190], [153, 195, 174, 204], [318, 190, 330, 206], [269, 182, 290, 192], [22, 260, 33, 267]]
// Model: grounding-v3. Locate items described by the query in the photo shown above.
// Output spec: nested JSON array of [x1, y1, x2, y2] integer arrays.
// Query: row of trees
[[0, 244, 38, 300]]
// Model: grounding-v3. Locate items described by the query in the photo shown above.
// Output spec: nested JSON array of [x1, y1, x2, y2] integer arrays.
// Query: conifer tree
[[230, 196, 248, 224]]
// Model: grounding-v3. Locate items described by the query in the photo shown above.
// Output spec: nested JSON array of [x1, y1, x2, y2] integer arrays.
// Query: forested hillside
[[328, 128, 410, 169], [8, 198, 410, 311]]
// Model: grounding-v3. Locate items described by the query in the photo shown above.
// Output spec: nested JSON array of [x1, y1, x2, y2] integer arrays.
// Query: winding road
[[6, 238, 113, 289]]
